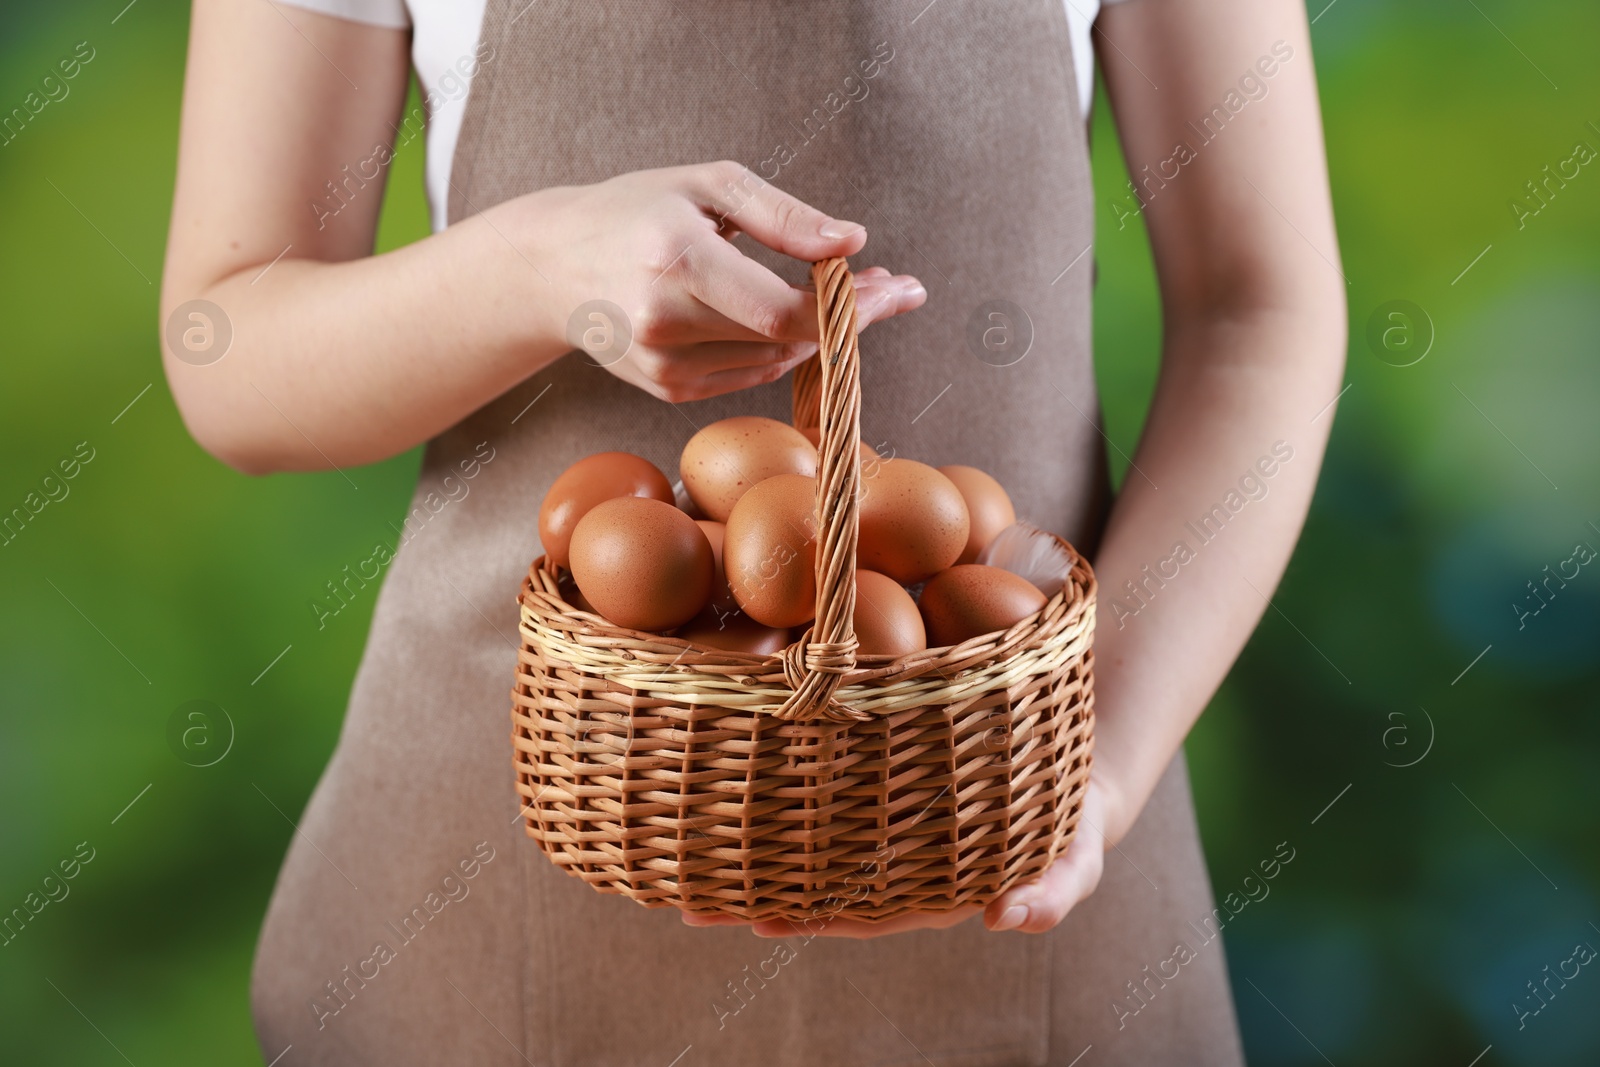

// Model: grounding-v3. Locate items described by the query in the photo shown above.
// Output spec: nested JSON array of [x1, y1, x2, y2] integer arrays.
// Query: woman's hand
[[982, 778, 1112, 933], [507, 161, 926, 404], [679, 777, 1121, 939]]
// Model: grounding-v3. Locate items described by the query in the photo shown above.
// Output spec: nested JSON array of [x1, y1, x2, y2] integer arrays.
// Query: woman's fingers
[[690, 162, 868, 261], [555, 162, 926, 407], [684, 345, 818, 400], [984, 785, 1109, 934], [856, 272, 928, 323], [987, 844, 1104, 934], [685, 237, 819, 343], [606, 161, 928, 402], [684, 240, 924, 346], [848, 274, 927, 325], [633, 277, 926, 400], [663, 340, 816, 379]]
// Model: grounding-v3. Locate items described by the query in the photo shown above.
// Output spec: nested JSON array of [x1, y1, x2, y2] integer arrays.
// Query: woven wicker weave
[[511, 258, 1096, 923]]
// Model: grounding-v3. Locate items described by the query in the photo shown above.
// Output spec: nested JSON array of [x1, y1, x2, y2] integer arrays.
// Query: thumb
[[694, 162, 867, 261], [985, 842, 1104, 934]]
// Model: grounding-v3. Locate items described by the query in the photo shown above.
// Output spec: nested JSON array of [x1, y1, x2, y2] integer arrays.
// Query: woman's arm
[[725, 0, 1346, 940], [985, 0, 1347, 932], [162, 1, 923, 474]]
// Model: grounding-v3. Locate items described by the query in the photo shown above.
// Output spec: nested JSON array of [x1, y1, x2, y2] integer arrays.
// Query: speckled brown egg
[[675, 609, 790, 655], [695, 519, 737, 611], [919, 564, 1047, 648], [723, 473, 818, 629], [857, 459, 970, 584], [538, 452, 674, 568], [568, 497, 713, 631], [853, 569, 926, 658], [680, 416, 818, 522], [938, 465, 1017, 565]]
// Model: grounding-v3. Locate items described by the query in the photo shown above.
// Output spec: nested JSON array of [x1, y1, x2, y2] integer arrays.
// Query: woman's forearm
[[1089, 303, 1346, 842], [165, 208, 567, 474]]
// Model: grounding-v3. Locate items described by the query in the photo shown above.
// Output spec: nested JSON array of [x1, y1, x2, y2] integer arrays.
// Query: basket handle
[[774, 258, 865, 723]]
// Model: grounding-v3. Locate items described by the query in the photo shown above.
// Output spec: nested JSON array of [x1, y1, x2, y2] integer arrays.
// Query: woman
[[162, 0, 1344, 1062]]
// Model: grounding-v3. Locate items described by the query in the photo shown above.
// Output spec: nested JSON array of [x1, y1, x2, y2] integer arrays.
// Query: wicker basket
[[511, 258, 1096, 923]]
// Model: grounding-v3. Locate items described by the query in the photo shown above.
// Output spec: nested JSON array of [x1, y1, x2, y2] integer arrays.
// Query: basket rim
[[517, 532, 1095, 718]]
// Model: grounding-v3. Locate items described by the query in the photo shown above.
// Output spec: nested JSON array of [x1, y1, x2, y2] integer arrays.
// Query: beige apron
[[251, 2, 1245, 1063]]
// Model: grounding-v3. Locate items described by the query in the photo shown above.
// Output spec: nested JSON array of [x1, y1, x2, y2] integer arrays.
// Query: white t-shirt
[[282, 0, 1114, 232]]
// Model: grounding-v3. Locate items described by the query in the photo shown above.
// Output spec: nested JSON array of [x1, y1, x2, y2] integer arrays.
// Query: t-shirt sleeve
[[273, 0, 411, 30]]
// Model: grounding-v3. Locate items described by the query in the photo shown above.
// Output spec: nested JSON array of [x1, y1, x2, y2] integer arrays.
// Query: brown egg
[[857, 459, 970, 584], [723, 473, 818, 628], [938, 465, 1017, 565], [680, 416, 818, 522], [799, 426, 881, 464], [853, 569, 926, 658], [920, 564, 1047, 648], [675, 609, 790, 655], [538, 452, 674, 568], [695, 519, 737, 611], [568, 497, 713, 631]]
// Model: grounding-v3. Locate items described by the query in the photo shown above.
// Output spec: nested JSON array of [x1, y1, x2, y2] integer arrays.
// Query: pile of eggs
[[538, 416, 1071, 657]]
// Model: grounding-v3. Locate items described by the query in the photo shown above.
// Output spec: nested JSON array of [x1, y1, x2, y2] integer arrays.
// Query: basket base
[[519, 767, 1087, 925]]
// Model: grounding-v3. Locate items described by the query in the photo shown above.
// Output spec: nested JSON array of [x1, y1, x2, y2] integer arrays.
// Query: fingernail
[[993, 905, 1029, 932], [903, 279, 927, 300], [820, 219, 865, 239]]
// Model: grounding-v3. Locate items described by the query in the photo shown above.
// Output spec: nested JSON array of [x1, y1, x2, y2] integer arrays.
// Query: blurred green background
[[1, 1, 1596, 1064]]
